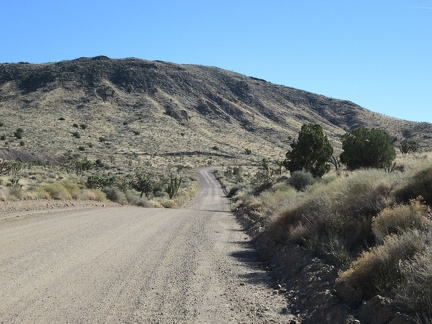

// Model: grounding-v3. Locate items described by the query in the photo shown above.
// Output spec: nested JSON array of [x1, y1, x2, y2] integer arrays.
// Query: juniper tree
[[284, 123, 333, 178]]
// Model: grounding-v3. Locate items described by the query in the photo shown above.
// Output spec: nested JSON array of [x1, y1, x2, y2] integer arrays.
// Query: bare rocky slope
[[1, 56, 430, 166]]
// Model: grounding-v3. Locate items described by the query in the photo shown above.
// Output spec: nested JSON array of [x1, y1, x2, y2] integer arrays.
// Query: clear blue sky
[[1, 0, 431, 123]]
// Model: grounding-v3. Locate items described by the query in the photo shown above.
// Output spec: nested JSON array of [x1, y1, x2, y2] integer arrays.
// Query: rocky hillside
[[0, 56, 430, 167]]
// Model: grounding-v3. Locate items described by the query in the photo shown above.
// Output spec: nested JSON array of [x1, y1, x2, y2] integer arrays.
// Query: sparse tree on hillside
[[400, 140, 420, 155], [284, 123, 333, 178], [131, 171, 155, 198], [340, 127, 396, 170]]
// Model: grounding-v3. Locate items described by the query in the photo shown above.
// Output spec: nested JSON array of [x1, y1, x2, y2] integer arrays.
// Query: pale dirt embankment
[[0, 169, 297, 323]]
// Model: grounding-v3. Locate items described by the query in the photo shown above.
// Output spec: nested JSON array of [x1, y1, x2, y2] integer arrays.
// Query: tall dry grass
[[230, 152, 432, 318]]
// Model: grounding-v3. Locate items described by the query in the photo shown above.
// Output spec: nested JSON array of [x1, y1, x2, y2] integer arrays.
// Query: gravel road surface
[[0, 168, 295, 323]]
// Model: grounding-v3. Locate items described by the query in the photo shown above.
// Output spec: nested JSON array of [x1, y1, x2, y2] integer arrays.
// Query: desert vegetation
[[217, 124, 432, 322], [1, 57, 432, 320], [0, 154, 197, 209]]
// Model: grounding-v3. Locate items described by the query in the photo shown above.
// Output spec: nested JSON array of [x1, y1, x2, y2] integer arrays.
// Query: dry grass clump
[[82, 189, 106, 201], [62, 179, 81, 199], [395, 165, 432, 205], [396, 246, 432, 320], [35, 180, 82, 200], [149, 185, 197, 208], [241, 196, 263, 212], [337, 230, 432, 301], [269, 170, 396, 256], [372, 198, 431, 243], [259, 183, 298, 217], [36, 183, 73, 200]]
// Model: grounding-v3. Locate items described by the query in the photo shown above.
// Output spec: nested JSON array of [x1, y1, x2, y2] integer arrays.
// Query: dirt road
[[0, 168, 295, 323]]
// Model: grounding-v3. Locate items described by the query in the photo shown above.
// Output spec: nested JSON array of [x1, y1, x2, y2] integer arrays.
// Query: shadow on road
[[229, 240, 278, 288]]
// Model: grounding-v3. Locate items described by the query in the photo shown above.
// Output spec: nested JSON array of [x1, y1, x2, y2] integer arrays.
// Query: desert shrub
[[125, 190, 150, 207], [148, 200, 164, 208], [227, 185, 243, 198], [72, 131, 80, 138], [86, 173, 116, 189], [270, 170, 395, 254], [337, 230, 432, 301], [288, 170, 317, 191], [133, 198, 151, 207], [102, 187, 128, 205], [78, 146, 85, 151], [36, 183, 72, 200], [259, 184, 298, 217], [253, 181, 273, 195], [62, 180, 81, 199], [284, 123, 333, 177], [158, 198, 175, 208], [340, 127, 396, 170], [396, 246, 432, 320], [395, 166, 432, 205], [131, 171, 156, 198], [269, 199, 311, 244], [83, 189, 106, 201], [372, 199, 431, 243], [125, 190, 138, 204], [0, 135, 5, 140], [242, 196, 262, 211], [19, 141, 24, 146], [14, 128, 24, 139], [153, 190, 168, 198], [8, 186, 24, 199], [400, 140, 420, 155]]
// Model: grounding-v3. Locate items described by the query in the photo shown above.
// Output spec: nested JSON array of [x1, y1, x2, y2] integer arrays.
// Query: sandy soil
[[0, 169, 297, 323]]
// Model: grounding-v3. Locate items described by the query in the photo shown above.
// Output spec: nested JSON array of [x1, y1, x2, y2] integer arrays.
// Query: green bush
[[340, 127, 396, 170], [400, 141, 420, 154], [288, 170, 316, 191], [14, 128, 23, 139], [284, 123, 333, 178], [86, 173, 116, 189]]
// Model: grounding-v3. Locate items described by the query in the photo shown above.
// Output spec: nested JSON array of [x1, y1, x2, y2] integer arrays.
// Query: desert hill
[[0, 56, 430, 168]]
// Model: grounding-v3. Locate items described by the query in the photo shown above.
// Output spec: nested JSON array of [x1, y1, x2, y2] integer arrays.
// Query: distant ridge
[[0, 56, 430, 166]]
